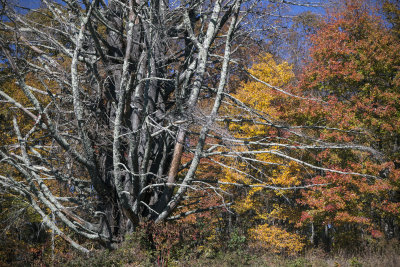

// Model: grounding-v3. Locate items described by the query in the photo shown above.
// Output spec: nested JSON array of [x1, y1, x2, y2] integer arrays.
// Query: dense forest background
[[1, 0, 400, 266]]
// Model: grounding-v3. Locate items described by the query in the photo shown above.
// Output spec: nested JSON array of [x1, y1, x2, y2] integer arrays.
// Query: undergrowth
[[59, 233, 400, 267]]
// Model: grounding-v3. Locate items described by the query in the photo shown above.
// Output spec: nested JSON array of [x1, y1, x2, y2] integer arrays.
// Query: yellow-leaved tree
[[221, 53, 305, 254]]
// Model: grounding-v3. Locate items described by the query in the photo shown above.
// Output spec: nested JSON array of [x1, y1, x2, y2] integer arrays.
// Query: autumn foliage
[[1, 0, 400, 265], [217, 0, 400, 254], [289, 0, 400, 251]]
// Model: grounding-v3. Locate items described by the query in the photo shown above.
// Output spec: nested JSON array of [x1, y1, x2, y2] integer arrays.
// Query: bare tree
[[0, 0, 375, 253]]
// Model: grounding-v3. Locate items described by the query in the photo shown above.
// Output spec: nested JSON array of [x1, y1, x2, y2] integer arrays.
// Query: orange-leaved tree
[[291, 0, 400, 250]]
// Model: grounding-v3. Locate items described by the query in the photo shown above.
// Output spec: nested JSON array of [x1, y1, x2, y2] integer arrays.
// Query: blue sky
[[16, 0, 326, 13], [17, 0, 41, 9]]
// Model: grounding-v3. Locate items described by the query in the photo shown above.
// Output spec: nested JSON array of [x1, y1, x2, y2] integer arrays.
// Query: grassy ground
[[61, 237, 400, 267]]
